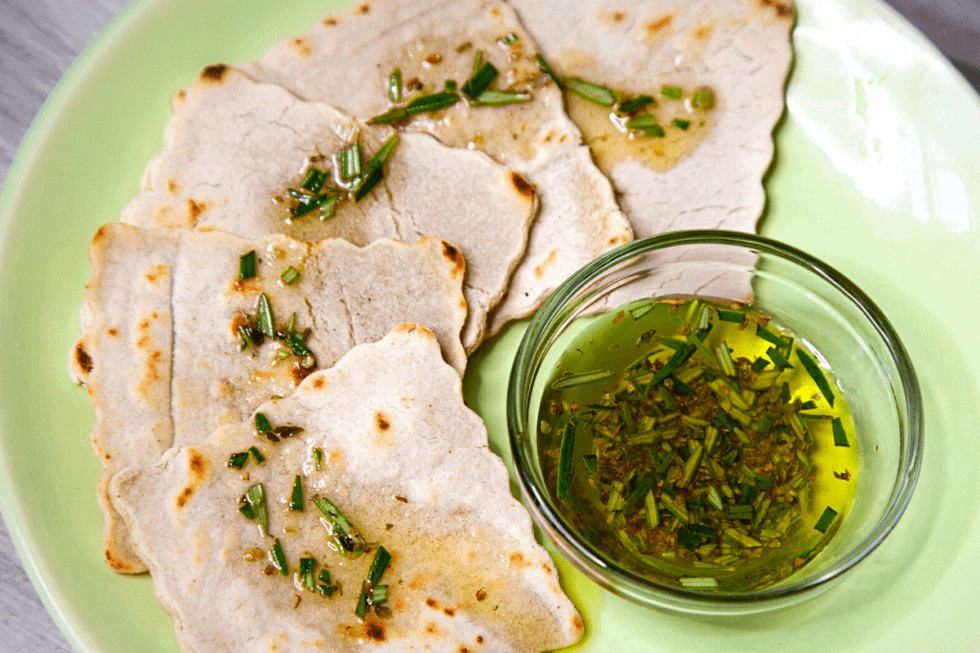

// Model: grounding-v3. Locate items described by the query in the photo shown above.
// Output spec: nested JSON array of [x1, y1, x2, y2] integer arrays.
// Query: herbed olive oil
[[538, 297, 859, 592]]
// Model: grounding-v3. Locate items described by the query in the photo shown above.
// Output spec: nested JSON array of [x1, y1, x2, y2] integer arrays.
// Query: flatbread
[[507, 0, 795, 238], [122, 64, 537, 351], [238, 0, 633, 336], [70, 223, 468, 573], [110, 324, 584, 652]]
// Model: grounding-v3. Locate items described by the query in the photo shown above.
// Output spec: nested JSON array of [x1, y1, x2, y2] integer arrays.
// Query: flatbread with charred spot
[[507, 0, 795, 238], [111, 324, 584, 652], [70, 223, 467, 573], [122, 65, 536, 351], [237, 0, 633, 337]]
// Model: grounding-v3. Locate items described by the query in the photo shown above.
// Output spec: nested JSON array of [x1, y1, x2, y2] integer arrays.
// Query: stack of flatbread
[[70, 0, 793, 650]]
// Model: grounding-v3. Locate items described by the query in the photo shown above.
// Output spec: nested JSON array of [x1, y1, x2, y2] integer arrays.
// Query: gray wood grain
[[0, 1, 977, 652]]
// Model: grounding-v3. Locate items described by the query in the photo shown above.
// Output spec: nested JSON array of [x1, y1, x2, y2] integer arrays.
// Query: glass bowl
[[507, 230, 922, 615]]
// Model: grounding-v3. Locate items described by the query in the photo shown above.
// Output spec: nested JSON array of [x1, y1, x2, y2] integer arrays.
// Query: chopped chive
[[248, 445, 265, 463], [289, 475, 304, 511], [300, 167, 328, 193], [372, 584, 389, 604], [556, 422, 576, 499], [797, 349, 836, 407], [247, 484, 269, 535], [566, 78, 618, 106], [367, 107, 410, 125], [254, 412, 272, 436], [672, 118, 691, 130], [405, 91, 460, 115], [617, 94, 655, 114], [552, 369, 615, 389], [338, 142, 362, 181], [239, 250, 256, 280], [814, 506, 838, 533], [831, 417, 849, 447], [313, 447, 323, 470], [270, 539, 288, 576], [535, 53, 563, 88], [469, 90, 532, 106], [298, 557, 317, 591], [661, 85, 683, 99], [462, 61, 498, 99], [228, 452, 249, 469], [389, 68, 402, 103], [256, 294, 275, 339], [692, 87, 714, 109]]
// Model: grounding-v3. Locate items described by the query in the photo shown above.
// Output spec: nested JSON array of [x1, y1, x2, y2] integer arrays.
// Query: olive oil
[[538, 298, 859, 592]]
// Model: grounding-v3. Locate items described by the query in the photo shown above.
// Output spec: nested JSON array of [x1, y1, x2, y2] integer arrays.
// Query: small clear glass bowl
[[507, 230, 922, 615]]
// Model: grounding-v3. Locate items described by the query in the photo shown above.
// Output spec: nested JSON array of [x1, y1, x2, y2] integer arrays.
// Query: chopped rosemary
[[814, 506, 838, 533], [692, 87, 715, 109], [246, 484, 269, 535], [406, 91, 460, 114], [797, 349, 836, 407], [280, 266, 300, 285], [298, 557, 317, 591], [535, 53, 562, 88], [300, 167, 328, 193], [389, 68, 402, 103], [462, 61, 498, 99], [270, 539, 288, 576], [355, 546, 392, 619], [312, 496, 366, 557], [565, 78, 618, 107], [239, 250, 256, 281], [289, 475, 304, 511], [313, 447, 323, 471], [470, 90, 532, 106], [556, 422, 575, 499], [831, 417, 849, 447], [617, 95, 655, 114], [256, 294, 275, 339]]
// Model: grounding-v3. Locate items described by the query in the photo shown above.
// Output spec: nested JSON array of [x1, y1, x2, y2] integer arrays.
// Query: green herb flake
[[312, 496, 366, 557], [313, 447, 323, 471], [389, 68, 402, 103], [566, 78, 618, 107], [298, 557, 317, 591], [692, 87, 715, 109], [535, 53, 563, 89], [254, 412, 272, 436], [470, 90, 532, 106], [797, 349, 836, 407], [617, 94, 655, 114], [269, 539, 288, 576], [280, 266, 300, 285], [661, 84, 683, 99], [556, 422, 576, 499], [831, 417, 849, 447], [239, 250, 257, 281], [300, 167, 328, 193], [672, 118, 691, 130], [367, 107, 410, 125], [462, 59, 499, 99], [338, 142, 362, 181], [406, 91, 460, 114], [248, 445, 265, 464], [552, 369, 615, 390], [289, 475, 304, 511], [256, 294, 275, 339], [814, 506, 838, 533], [227, 452, 249, 469], [246, 483, 269, 535]]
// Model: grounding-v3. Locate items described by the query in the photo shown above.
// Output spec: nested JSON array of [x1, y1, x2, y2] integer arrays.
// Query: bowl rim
[[506, 229, 924, 608]]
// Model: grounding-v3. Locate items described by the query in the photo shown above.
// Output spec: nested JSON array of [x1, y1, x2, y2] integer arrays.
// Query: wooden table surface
[[1, 0, 978, 650]]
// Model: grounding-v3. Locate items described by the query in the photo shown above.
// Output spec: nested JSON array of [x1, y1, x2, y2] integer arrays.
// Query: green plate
[[1, 0, 978, 651]]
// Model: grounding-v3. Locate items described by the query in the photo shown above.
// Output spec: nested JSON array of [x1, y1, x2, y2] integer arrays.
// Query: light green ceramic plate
[[1, 0, 978, 651]]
